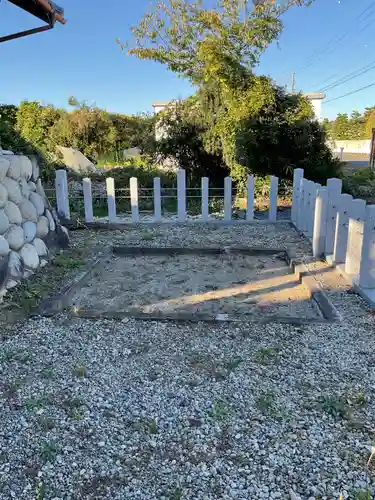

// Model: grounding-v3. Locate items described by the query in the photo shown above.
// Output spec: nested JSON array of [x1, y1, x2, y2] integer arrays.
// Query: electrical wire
[[324, 82, 375, 104], [319, 60, 375, 92], [294, 1, 375, 73]]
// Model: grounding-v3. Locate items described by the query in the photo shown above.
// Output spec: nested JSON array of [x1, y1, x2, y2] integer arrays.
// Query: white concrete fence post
[[332, 193, 353, 264], [153, 177, 162, 221], [246, 175, 254, 221], [224, 176, 232, 221], [308, 183, 320, 238], [291, 168, 304, 227], [296, 175, 305, 231], [130, 177, 139, 223], [359, 204, 375, 289], [55, 169, 70, 219], [340, 147, 344, 162], [312, 187, 328, 258], [300, 179, 311, 233], [201, 177, 209, 221], [82, 177, 93, 223], [324, 178, 342, 257], [177, 169, 186, 222], [106, 177, 117, 223], [345, 199, 366, 277], [269, 176, 278, 222]]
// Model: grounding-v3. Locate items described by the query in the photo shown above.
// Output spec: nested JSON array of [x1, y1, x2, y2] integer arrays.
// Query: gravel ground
[[1, 223, 375, 500]]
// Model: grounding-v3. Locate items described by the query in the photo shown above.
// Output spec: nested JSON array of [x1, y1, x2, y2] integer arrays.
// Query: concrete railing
[[292, 168, 375, 306]]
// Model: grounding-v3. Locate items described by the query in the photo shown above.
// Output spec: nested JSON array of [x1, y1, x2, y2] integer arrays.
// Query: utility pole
[[291, 72, 295, 94]]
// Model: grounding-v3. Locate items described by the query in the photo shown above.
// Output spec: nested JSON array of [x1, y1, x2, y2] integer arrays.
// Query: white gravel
[[0, 223, 374, 499]]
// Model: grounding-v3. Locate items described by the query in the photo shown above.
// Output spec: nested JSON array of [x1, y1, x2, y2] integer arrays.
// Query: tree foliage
[[127, 0, 340, 184], [324, 107, 375, 141]]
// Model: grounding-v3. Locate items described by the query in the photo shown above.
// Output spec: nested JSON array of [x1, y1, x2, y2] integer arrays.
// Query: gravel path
[[0, 223, 375, 500]]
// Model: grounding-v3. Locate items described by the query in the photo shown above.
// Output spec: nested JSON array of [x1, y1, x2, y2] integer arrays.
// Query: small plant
[[1, 349, 16, 362], [40, 440, 60, 463], [148, 420, 158, 434], [25, 395, 50, 411], [223, 356, 243, 372], [40, 366, 55, 379], [317, 394, 352, 419], [53, 255, 84, 269], [210, 400, 229, 422], [256, 392, 278, 415], [141, 232, 154, 241], [353, 488, 372, 500], [72, 365, 88, 378], [61, 396, 85, 418], [36, 481, 46, 500], [254, 347, 279, 365], [2, 378, 25, 398], [169, 487, 183, 500]]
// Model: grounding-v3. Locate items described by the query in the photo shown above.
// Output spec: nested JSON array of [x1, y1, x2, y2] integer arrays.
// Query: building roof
[[9, 0, 65, 24], [303, 92, 326, 100]]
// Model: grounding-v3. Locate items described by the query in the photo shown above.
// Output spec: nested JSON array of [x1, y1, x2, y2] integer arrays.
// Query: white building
[[303, 92, 325, 121]]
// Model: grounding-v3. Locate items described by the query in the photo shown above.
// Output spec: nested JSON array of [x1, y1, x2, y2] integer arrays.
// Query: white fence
[[292, 168, 375, 300], [55, 169, 280, 223]]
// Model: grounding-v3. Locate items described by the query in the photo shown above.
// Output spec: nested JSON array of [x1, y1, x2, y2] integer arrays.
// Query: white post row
[[307, 183, 320, 238], [153, 177, 162, 221], [296, 176, 305, 231], [324, 178, 342, 257], [269, 176, 278, 222], [246, 175, 254, 221], [345, 199, 366, 277], [359, 204, 375, 289], [224, 176, 232, 221], [82, 177, 93, 223], [55, 169, 70, 219], [130, 177, 139, 223], [291, 168, 304, 227], [332, 193, 352, 264], [106, 177, 116, 223], [177, 169, 186, 222], [312, 187, 328, 258], [300, 178, 310, 233], [201, 177, 209, 221]]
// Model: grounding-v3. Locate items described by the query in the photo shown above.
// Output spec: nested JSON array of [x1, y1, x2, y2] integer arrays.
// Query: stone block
[[4, 201, 22, 225], [0, 156, 10, 181], [23, 221, 37, 242], [0, 183, 8, 208], [19, 199, 38, 222], [0, 210, 9, 235], [5, 225, 24, 251], [36, 216, 49, 238], [2, 177, 22, 204], [20, 243, 39, 270], [0, 235, 10, 256], [29, 192, 45, 216]]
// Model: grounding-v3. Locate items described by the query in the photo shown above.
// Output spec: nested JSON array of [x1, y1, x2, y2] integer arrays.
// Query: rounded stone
[[0, 184, 8, 209], [19, 199, 37, 222], [0, 156, 10, 181], [4, 201, 22, 225], [5, 225, 24, 251], [8, 251, 23, 280], [28, 181, 36, 192], [20, 243, 39, 270], [6, 279, 18, 290], [45, 209, 56, 232], [36, 216, 49, 238], [2, 177, 22, 204], [30, 156, 40, 182], [29, 192, 45, 216], [33, 237, 48, 257], [20, 156, 32, 180], [19, 179, 30, 199], [0, 235, 10, 256], [23, 221, 37, 243], [7, 155, 21, 180], [0, 210, 10, 235]]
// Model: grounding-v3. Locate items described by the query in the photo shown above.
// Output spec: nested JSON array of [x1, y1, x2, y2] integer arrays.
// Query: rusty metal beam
[[0, 24, 53, 43]]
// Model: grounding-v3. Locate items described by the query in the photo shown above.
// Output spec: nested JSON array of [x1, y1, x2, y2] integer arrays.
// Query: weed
[[223, 356, 243, 372], [141, 232, 154, 241], [72, 365, 88, 378], [210, 400, 230, 422], [255, 392, 280, 417], [352, 488, 372, 500], [36, 481, 46, 500], [40, 366, 55, 379], [71, 408, 85, 421], [53, 255, 84, 269], [25, 395, 50, 411], [169, 487, 183, 500], [38, 416, 55, 431], [148, 420, 158, 435], [61, 396, 85, 418], [254, 347, 279, 365], [350, 391, 367, 407], [2, 378, 25, 398], [1, 349, 16, 362], [40, 440, 60, 463], [317, 394, 352, 419]]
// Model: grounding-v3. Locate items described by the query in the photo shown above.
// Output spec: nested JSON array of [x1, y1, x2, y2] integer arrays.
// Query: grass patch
[[40, 366, 55, 380], [38, 416, 55, 431], [352, 488, 372, 500], [25, 395, 50, 411], [223, 356, 243, 372], [255, 392, 285, 420], [39, 440, 60, 463], [210, 400, 230, 422], [254, 347, 279, 365], [53, 255, 84, 269], [72, 365, 88, 378], [2, 378, 25, 399]]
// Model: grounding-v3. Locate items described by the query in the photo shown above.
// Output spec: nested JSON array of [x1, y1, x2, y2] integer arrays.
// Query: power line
[[294, 1, 375, 74], [319, 59, 375, 92], [324, 82, 375, 104]]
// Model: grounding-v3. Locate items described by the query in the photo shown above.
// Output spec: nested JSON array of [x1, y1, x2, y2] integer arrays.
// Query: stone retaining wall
[[0, 150, 69, 301]]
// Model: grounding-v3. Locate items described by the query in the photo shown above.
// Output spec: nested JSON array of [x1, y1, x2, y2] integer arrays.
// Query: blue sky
[[1, 0, 374, 119]]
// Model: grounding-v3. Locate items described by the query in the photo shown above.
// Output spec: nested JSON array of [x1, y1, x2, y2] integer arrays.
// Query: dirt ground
[[70, 252, 320, 319]]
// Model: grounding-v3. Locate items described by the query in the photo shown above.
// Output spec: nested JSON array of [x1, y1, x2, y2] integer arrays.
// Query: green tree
[[330, 113, 350, 140], [364, 108, 375, 139]]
